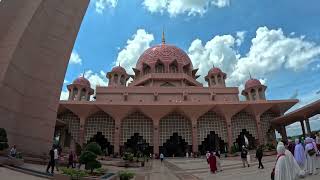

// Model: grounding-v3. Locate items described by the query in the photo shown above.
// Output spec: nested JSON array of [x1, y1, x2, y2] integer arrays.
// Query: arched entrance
[[160, 133, 190, 157], [88, 132, 114, 155], [123, 133, 152, 156], [235, 129, 256, 150], [159, 112, 192, 157], [198, 131, 226, 154]]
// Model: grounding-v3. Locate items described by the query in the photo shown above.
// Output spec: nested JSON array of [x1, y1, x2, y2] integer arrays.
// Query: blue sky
[[61, 0, 320, 136]]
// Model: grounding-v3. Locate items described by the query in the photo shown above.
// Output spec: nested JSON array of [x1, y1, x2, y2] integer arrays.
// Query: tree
[[0, 128, 9, 151], [79, 143, 102, 173]]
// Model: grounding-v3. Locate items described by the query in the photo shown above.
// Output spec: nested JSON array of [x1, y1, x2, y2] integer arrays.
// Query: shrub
[[230, 145, 238, 154], [0, 128, 9, 151], [123, 152, 134, 162], [84, 142, 102, 155], [119, 170, 134, 180], [60, 167, 89, 179]]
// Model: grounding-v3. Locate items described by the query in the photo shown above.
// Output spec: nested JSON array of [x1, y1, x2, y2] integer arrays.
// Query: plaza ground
[[1, 155, 319, 180]]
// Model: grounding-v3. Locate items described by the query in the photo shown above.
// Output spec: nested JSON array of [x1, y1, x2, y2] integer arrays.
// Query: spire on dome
[[249, 71, 252, 79], [162, 28, 166, 45]]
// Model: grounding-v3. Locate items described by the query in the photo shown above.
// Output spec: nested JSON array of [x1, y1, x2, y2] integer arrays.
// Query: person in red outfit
[[208, 152, 217, 173]]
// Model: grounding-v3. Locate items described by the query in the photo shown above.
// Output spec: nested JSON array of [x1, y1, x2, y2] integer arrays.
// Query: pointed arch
[[231, 111, 257, 146], [143, 63, 151, 75], [155, 60, 165, 73], [169, 60, 178, 73], [58, 110, 80, 144], [260, 110, 278, 144]]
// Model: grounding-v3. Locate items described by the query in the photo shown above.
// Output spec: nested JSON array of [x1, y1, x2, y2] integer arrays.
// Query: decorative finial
[[118, 62, 120, 67], [162, 27, 165, 45], [249, 71, 252, 79], [82, 69, 85, 78]]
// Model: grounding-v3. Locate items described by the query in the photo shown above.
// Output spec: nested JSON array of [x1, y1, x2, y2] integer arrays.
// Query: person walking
[[160, 153, 164, 163], [54, 146, 59, 171], [256, 145, 264, 169], [208, 152, 217, 173], [305, 137, 317, 175], [241, 146, 249, 167], [67, 151, 74, 168], [206, 151, 210, 164], [9, 145, 17, 157], [294, 139, 305, 169], [46, 147, 55, 174], [215, 151, 222, 172]]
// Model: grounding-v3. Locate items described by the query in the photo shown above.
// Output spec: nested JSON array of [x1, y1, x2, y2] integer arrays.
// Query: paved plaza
[[1, 156, 319, 180]]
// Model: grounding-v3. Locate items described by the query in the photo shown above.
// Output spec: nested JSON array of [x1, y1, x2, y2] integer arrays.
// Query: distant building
[[55, 35, 297, 156]]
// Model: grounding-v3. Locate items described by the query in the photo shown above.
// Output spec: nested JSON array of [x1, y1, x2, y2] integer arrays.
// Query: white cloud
[[235, 31, 246, 46], [63, 80, 69, 84], [143, 0, 230, 17], [95, 0, 118, 14], [83, 70, 108, 89], [115, 29, 154, 74], [69, 51, 82, 65], [188, 27, 320, 89], [60, 90, 69, 100]]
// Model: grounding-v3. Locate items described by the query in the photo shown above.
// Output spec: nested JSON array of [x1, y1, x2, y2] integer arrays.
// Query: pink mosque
[[55, 35, 298, 157]]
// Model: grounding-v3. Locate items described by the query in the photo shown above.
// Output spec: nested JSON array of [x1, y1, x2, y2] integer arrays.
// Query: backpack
[[241, 150, 247, 158]]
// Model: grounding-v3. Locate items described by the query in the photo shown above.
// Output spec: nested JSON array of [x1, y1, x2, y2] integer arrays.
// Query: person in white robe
[[305, 137, 318, 175], [275, 143, 289, 180], [294, 139, 306, 169], [277, 142, 304, 179]]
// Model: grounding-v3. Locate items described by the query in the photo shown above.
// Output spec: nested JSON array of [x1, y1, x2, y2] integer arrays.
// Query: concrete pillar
[[255, 115, 264, 145], [281, 125, 288, 141], [255, 88, 260, 100], [77, 86, 81, 101], [68, 88, 73, 100], [113, 118, 121, 156], [153, 119, 160, 156], [305, 118, 312, 136], [300, 120, 306, 137], [191, 121, 198, 154], [214, 75, 218, 86]]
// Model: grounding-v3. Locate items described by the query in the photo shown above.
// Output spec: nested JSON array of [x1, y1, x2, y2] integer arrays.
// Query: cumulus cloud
[[115, 29, 154, 74], [83, 70, 108, 89], [95, 0, 118, 14], [60, 90, 69, 100], [69, 51, 82, 65], [188, 26, 320, 89], [143, 0, 230, 17]]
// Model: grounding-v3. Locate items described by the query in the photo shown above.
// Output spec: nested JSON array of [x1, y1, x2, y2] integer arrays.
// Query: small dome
[[208, 67, 222, 74], [136, 44, 192, 70], [111, 66, 127, 74], [73, 76, 90, 87], [245, 78, 261, 89]]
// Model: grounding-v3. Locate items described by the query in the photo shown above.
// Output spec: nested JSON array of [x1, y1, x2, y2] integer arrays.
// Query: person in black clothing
[[46, 147, 55, 174], [241, 146, 250, 167], [256, 145, 264, 169]]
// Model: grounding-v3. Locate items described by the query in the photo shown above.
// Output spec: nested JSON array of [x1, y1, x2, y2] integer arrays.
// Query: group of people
[[274, 135, 320, 180], [46, 145, 77, 174], [206, 151, 222, 173]]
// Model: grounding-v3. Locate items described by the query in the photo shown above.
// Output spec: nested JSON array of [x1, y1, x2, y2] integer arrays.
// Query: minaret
[[242, 75, 267, 101], [162, 28, 166, 45], [205, 66, 227, 87]]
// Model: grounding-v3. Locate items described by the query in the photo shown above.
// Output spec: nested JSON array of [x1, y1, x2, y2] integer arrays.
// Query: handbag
[[271, 154, 285, 180], [308, 143, 316, 156]]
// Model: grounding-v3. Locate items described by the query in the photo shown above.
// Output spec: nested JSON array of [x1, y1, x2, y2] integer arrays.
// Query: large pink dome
[[245, 78, 261, 89], [72, 77, 90, 87], [136, 44, 192, 70], [111, 66, 127, 74]]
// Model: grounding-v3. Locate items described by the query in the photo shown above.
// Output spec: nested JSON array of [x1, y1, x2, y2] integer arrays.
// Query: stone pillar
[[77, 86, 81, 101], [68, 88, 74, 100], [255, 115, 264, 145], [300, 120, 306, 137], [153, 119, 160, 156], [191, 121, 198, 154], [255, 88, 260, 100], [214, 75, 218, 85], [305, 118, 312, 136], [248, 92, 253, 101], [281, 125, 288, 141], [79, 117, 86, 146], [113, 118, 121, 156], [226, 117, 233, 153]]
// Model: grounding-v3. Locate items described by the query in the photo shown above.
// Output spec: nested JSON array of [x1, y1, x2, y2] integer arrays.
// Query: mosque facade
[[55, 36, 298, 156]]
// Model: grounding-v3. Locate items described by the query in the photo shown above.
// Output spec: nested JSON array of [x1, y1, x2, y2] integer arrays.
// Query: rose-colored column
[[113, 118, 121, 156], [153, 118, 160, 156], [79, 117, 86, 146], [226, 117, 233, 153], [300, 120, 306, 137], [305, 118, 312, 136], [255, 115, 264, 145], [192, 120, 198, 154]]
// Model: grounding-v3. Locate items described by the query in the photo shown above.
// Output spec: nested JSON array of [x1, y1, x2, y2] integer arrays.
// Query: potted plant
[[119, 170, 134, 180], [0, 128, 9, 155]]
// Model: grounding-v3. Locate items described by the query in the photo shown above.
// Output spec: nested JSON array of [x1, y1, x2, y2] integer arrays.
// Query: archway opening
[[198, 131, 226, 155], [122, 133, 152, 156], [235, 129, 256, 151], [88, 132, 114, 155], [160, 133, 190, 157]]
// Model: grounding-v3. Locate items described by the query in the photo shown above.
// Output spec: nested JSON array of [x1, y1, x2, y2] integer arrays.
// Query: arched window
[[114, 74, 118, 84], [143, 64, 151, 75], [258, 88, 265, 99], [183, 64, 190, 74], [155, 61, 165, 73], [72, 88, 78, 100], [169, 62, 178, 73], [251, 89, 256, 100], [217, 74, 222, 84], [211, 76, 216, 85], [80, 88, 86, 100], [120, 75, 126, 85]]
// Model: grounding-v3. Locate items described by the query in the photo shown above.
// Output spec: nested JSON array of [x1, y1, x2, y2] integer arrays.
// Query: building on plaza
[[55, 35, 298, 157]]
